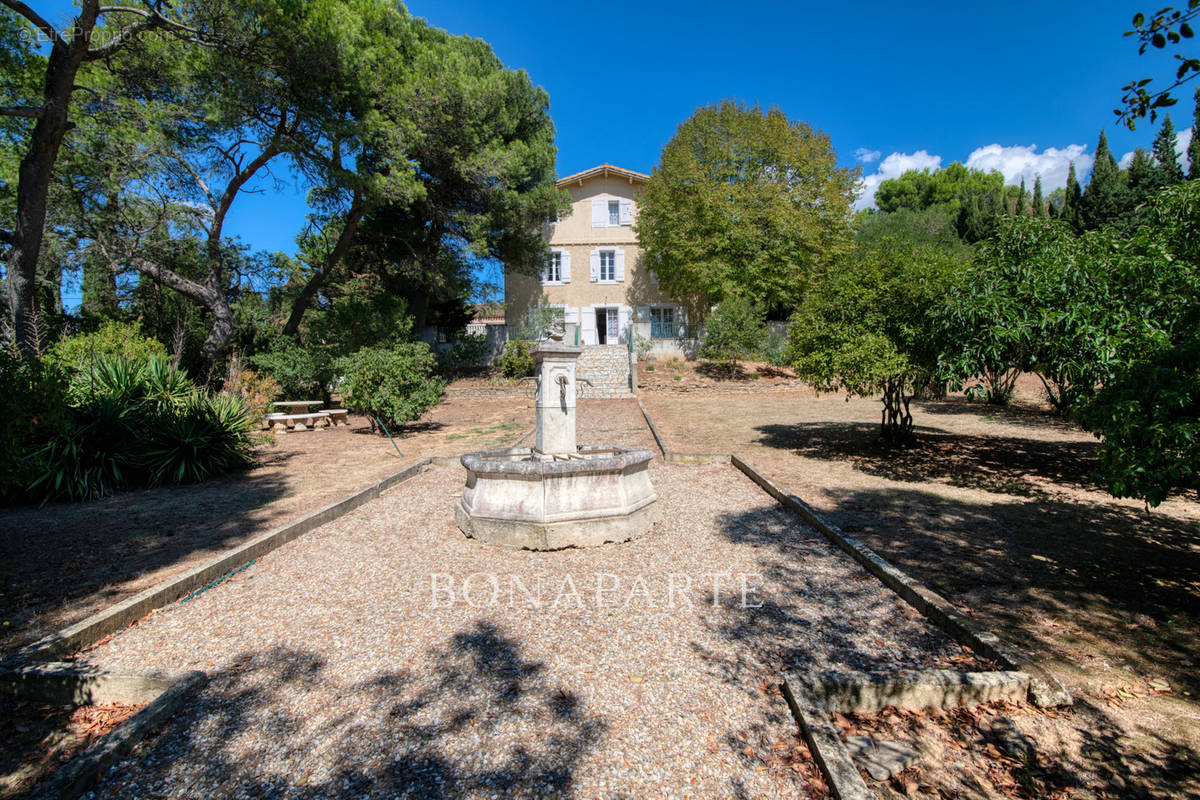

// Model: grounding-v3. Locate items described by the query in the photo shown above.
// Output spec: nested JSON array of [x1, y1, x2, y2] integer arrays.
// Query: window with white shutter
[[560, 251, 571, 283], [614, 249, 625, 282], [589, 249, 600, 282], [619, 199, 634, 225], [591, 198, 607, 227], [598, 250, 617, 282]]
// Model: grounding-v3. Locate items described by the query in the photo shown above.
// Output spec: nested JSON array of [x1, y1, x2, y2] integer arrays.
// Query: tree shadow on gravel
[[702, 493, 1200, 798], [820, 484, 1200, 700], [0, 460, 293, 656], [755, 422, 1102, 497], [91, 622, 605, 799]]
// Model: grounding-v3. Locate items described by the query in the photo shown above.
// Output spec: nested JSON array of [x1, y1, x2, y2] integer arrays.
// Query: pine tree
[[1152, 114, 1184, 184], [1190, 87, 1200, 180], [1080, 130, 1128, 230], [1032, 176, 1044, 216]]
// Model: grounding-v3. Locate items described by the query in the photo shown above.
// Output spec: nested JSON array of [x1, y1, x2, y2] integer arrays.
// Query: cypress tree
[[1064, 162, 1081, 229], [1190, 87, 1200, 180], [1016, 178, 1027, 215], [1081, 130, 1128, 230], [1032, 176, 1044, 216], [1152, 114, 1184, 184]]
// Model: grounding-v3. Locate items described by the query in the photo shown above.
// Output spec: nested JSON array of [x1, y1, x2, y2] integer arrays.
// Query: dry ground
[[73, 402, 971, 799], [640, 373, 1200, 798], [0, 391, 531, 657]]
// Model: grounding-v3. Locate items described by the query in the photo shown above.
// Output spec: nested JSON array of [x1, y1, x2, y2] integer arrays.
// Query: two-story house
[[505, 164, 689, 349]]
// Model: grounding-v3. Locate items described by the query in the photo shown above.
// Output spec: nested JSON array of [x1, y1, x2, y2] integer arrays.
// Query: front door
[[595, 307, 618, 345]]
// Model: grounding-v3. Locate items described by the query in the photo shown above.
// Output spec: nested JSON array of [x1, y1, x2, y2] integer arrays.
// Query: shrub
[[47, 319, 167, 372], [438, 332, 490, 371], [225, 363, 281, 418], [248, 338, 331, 400], [699, 296, 767, 367], [28, 353, 257, 503], [335, 342, 445, 432], [31, 396, 143, 502], [143, 393, 255, 484], [0, 348, 70, 505], [498, 340, 534, 378]]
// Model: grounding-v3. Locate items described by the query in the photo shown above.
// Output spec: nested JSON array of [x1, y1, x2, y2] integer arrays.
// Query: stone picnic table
[[264, 401, 349, 431]]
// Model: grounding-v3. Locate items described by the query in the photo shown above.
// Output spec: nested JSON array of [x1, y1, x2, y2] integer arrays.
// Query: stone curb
[[3, 458, 433, 666], [781, 668, 1029, 800], [635, 398, 670, 457], [781, 677, 874, 800], [729, 454, 1072, 709], [25, 668, 206, 800], [789, 669, 1030, 715]]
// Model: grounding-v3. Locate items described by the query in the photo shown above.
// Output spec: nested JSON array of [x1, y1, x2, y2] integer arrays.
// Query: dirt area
[[640, 371, 1200, 797], [639, 357, 804, 392], [0, 698, 143, 797], [0, 392, 531, 658]]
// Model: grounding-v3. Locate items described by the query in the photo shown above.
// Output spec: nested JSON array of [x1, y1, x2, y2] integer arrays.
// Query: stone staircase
[[577, 345, 634, 398]]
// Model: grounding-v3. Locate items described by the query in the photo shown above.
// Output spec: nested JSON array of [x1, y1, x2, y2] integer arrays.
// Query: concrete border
[[636, 397, 670, 457], [8, 666, 207, 800], [781, 668, 1029, 800], [790, 669, 1030, 715], [729, 454, 1071, 709], [781, 677, 874, 800], [3, 457, 432, 666]]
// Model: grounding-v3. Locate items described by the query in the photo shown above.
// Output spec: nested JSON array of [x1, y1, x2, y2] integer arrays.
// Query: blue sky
[[29, 0, 1191, 307]]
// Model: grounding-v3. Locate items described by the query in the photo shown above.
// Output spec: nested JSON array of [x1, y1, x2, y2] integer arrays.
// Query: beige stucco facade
[[505, 164, 688, 347]]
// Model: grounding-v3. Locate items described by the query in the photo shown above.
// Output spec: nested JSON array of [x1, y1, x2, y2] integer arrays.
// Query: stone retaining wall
[[577, 345, 634, 398]]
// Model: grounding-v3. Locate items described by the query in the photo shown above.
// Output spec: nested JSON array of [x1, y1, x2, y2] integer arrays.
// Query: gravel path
[[80, 400, 968, 799]]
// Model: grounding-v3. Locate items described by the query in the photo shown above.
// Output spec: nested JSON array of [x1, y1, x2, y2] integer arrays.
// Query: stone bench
[[265, 412, 330, 432], [324, 409, 349, 426]]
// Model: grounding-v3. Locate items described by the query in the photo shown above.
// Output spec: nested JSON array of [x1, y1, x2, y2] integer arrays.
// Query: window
[[650, 307, 676, 339], [599, 251, 616, 282], [608, 200, 620, 226], [543, 251, 562, 284]]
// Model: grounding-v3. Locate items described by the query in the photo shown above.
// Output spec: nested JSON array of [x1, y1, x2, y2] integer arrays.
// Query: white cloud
[[964, 143, 1092, 191], [854, 147, 882, 164], [1118, 127, 1193, 172], [855, 150, 943, 210]]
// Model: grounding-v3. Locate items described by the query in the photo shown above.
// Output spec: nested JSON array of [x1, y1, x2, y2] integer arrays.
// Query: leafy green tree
[[941, 216, 1114, 413], [1, 1, 201, 352], [698, 295, 767, 369], [335, 341, 445, 432], [874, 162, 1006, 243], [1080, 181, 1200, 505], [284, 24, 563, 336], [636, 100, 859, 318], [854, 206, 972, 260], [1080, 130, 1129, 230], [789, 238, 966, 444], [1152, 113, 1185, 182]]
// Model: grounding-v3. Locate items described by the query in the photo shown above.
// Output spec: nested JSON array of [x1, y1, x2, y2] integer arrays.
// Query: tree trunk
[[880, 377, 915, 446], [282, 197, 366, 337], [6, 4, 97, 349]]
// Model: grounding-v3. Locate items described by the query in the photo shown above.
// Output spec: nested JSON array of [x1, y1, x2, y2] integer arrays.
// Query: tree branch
[[84, 15, 157, 59], [128, 257, 219, 306], [0, 0, 64, 46], [0, 106, 44, 119]]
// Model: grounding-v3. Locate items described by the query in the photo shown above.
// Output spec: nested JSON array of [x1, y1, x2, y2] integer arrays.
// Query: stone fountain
[[455, 329, 657, 550]]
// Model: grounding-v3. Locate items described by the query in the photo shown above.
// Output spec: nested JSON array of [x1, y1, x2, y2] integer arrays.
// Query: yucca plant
[[30, 397, 142, 502], [141, 357, 196, 410], [143, 392, 255, 484], [70, 355, 148, 405]]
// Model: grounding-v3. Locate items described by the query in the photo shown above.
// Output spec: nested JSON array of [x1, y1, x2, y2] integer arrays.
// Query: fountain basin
[[455, 446, 657, 550]]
